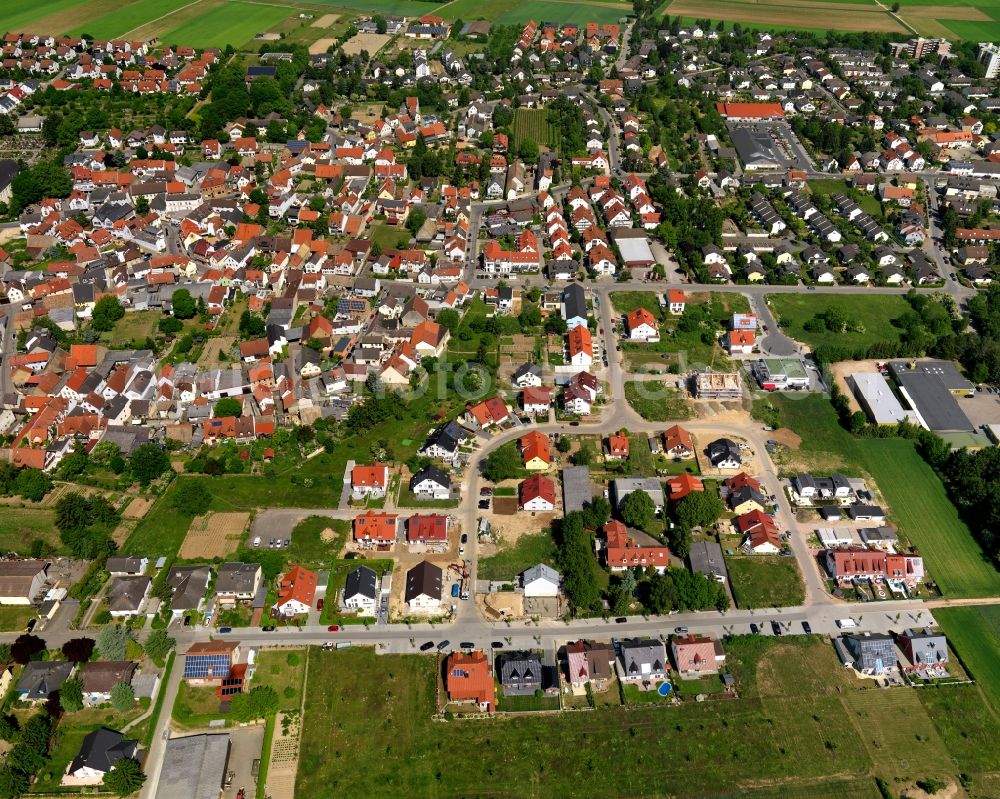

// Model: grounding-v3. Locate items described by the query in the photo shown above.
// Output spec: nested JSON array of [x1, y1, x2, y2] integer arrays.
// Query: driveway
[[223, 725, 265, 799]]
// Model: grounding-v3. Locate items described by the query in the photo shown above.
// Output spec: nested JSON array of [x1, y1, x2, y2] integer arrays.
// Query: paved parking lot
[[222, 725, 265, 799]]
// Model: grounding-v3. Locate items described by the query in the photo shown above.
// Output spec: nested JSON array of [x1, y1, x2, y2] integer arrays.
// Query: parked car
[[460, 641, 475, 650], [478, 499, 490, 509], [674, 626, 689, 634], [317, 598, 324, 611], [218, 626, 232, 634], [801, 621, 812, 633], [327, 625, 340, 632], [436, 640, 451, 651], [491, 641, 505, 649], [419, 641, 434, 651], [460, 533, 468, 544], [615, 617, 628, 624], [749, 623, 760, 635], [770, 621, 782, 636], [262, 625, 276, 632]]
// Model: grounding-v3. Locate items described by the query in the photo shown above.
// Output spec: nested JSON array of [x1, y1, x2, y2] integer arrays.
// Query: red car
[[328, 625, 340, 632], [317, 598, 324, 611]]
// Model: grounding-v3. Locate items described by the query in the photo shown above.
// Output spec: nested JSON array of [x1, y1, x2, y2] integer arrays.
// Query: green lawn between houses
[[297, 636, 977, 797], [766, 294, 911, 355], [478, 530, 557, 581], [761, 393, 1000, 599], [726, 555, 806, 609]]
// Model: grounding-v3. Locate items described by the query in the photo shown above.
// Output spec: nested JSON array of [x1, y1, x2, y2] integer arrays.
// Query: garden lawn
[[160, 2, 291, 48], [860, 439, 1000, 599], [766, 294, 910, 354], [478, 530, 557, 581], [296, 639, 914, 797], [808, 179, 882, 219], [0, 508, 61, 555], [103, 310, 161, 347], [935, 606, 1000, 712], [253, 649, 307, 711], [624, 382, 692, 422], [726, 555, 806, 608], [610, 291, 665, 320], [172, 682, 229, 728], [369, 224, 410, 251], [0, 606, 36, 632]]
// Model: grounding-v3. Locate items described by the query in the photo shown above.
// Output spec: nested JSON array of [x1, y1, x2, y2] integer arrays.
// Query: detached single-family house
[[351, 463, 389, 499], [446, 651, 495, 711], [79, 661, 137, 705], [619, 638, 668, 683], [62, 729, 139, 787], [521, 564, 560, 597], [565, 640, 615, 690], [663, 425, 694, 459], [16, 661, 73, 702], [214, 562, 262, 607], [845, 633, 896, 675], [273, 564, 318, 617], [410, 465, 451, 500], [671, 634, 725, 678], [706, 438, 741, 469], [343, 565, 379, 615], [405, 560, 443, 610], [500, 651, 543, 696]]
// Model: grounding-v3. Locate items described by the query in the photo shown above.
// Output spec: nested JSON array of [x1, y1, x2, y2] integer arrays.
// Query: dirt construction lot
[[179, 512, 250, 559], [341, 33, 392, 56], [311, 13, 340, 27]]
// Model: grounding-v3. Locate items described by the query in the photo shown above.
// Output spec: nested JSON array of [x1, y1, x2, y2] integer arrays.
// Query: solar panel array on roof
[[184, 653, 231, 679]]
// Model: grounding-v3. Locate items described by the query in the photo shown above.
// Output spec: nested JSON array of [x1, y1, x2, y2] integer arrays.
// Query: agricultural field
[[935, 606, 1000, 712], [860, 439, 1000, 599], [661, 0, 999, 39], [512, 107, 554, 150], [178, 511, 250, 560], [662, 0, 907, 34], [496, 1, 631, 25], [760, 393, 1000, 598], [766, 293, 911, 355], [160, 2, 293, 49], [67, 0, 194, 39], [298, 638, 974, 798], [894, 0, 1000, 40]]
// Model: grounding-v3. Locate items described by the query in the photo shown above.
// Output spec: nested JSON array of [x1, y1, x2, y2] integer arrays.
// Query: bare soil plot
[[178, 511, 250, 559], [666, 0, 907, 31], [341, 32, 392, 56], [770, 427, 802, 450], [492, 497, 519, 515], [308, 37, 336, 55], [122, 496, 154, 520], [311, 13, 339, 27]]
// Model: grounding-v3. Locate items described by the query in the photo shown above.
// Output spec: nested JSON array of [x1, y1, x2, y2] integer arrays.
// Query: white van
[[252, 536, 261, 547], [836, 618, 857, 629]]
